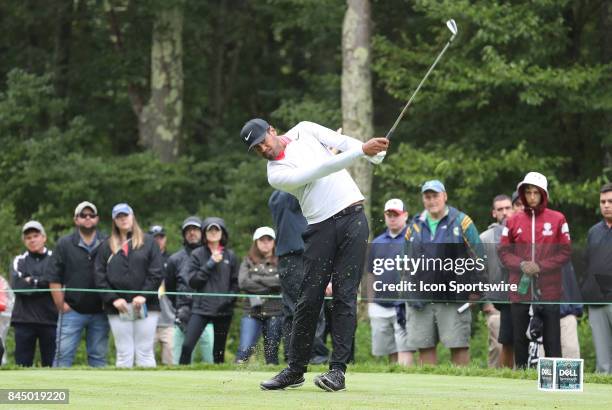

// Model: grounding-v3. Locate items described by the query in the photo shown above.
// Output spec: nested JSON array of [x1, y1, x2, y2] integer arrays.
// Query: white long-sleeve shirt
[[267, 121, 367, 224]]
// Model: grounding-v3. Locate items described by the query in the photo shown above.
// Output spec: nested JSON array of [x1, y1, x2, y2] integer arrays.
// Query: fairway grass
[[1, 370, 611, 409]]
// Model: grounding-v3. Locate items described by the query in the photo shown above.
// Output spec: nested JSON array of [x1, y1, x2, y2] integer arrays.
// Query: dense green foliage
[[372, 0, 611, 240], [0, 0, 609, 266]]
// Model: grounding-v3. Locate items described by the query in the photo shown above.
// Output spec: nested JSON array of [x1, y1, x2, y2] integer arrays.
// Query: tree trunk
[[139, 5, 184, 162], [602, 0, 612, 171], [203, 0, 244, 136], [342, 0, 374, 226], [53, 0, 72, 101]]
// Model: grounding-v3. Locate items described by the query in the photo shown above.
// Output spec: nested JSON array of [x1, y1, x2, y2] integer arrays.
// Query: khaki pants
[[407, 303, 471, 349], [155, 326, 174, 365], [560, 314, 580, 359], [486, 311, 502, 368]]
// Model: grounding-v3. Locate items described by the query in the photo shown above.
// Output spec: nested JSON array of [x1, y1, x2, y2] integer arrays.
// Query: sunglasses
[[78, 213, 97, 219]]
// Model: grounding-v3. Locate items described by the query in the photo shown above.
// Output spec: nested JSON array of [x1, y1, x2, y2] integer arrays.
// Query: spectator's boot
[[313, 368, 346, 392], [260, 368, 305, 390]]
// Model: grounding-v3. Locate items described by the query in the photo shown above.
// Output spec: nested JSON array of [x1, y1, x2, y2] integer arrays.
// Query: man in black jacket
[[11, 221, 57, 366], [47, 201, 109, 367], [584, 182, 612, 373]]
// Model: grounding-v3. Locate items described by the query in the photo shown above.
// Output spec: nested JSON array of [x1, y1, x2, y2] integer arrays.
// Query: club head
[[446, 19, 458, 36]]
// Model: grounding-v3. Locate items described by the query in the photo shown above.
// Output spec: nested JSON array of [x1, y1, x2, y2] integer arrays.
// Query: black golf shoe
[[313, 368, 346, 392], [260, 368, 305, 391]]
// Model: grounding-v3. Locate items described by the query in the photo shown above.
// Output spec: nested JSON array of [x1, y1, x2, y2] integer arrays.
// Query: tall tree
[[602, 0, 612, 171], [342, 0, 374, 223], [107, 1, 183, 162], [53, 0, 73, 101]]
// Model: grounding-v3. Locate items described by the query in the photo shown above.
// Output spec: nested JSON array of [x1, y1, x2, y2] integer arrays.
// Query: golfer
[[241, 118, 388, 391]]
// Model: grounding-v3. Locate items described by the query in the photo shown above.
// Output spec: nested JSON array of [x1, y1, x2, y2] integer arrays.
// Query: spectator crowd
[[0, 173, 611, 374]]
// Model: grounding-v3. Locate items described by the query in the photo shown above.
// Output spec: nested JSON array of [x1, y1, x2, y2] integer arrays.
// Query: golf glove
[[366, 151, 386, 165]]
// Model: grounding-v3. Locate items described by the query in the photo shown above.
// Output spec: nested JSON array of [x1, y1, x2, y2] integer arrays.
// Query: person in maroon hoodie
[[499, 172, 571, 368]]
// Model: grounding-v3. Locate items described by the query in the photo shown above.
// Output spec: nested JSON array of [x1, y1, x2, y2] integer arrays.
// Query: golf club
[[384, 19, 458, 140]]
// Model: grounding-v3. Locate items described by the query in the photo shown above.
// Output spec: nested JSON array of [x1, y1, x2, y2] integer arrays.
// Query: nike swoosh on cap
[[245, 130, 253, 141]]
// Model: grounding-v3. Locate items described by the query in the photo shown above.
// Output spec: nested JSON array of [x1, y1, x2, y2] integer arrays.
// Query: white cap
[[253, 226, 276, 241], [206, 222, 221, 231], [22, 220, 46, 237], [517, 172, 548, 195], [74, 201, 98, 217], [384, 198, 405, 213]]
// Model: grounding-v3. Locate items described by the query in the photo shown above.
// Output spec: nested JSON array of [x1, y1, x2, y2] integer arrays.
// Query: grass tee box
[[2, 370, 611, 409]]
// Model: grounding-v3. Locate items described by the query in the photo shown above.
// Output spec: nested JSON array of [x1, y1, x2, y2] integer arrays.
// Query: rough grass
[[1, 369, 611, 409]]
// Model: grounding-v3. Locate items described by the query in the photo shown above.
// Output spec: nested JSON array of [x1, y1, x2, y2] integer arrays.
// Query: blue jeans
[[236, 315, 282, 364], [53, 310, 110, 367]]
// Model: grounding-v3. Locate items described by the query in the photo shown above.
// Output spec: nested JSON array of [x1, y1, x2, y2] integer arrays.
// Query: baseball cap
[[74, 201, 98, 217], [206, 222, 221, 231], [240, 118, 269, 150], [421, 180, 446, 193], [149, 225, 166, 237], [22, 220, 46, 237], [181, 216, 202, 231], [384, 199, 405, 214], [511, 191, 520, 205], [111, 203, 133, 219], [253, 226, 276, 241]]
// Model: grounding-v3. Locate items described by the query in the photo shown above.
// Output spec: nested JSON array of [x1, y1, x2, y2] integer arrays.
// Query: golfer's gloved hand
[[366, 151, 386, 165], [362, 137, 389, 156]]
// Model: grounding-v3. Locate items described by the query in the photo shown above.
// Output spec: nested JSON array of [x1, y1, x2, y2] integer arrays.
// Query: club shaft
[[385, 35, 455, 140]]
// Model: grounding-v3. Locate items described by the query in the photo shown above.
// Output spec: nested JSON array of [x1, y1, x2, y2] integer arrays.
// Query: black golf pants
[[288, 205, 368, 373]]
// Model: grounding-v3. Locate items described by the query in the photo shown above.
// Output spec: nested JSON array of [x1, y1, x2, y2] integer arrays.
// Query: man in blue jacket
[[367, 198, 415, 366], [405, 180, 483, 366]]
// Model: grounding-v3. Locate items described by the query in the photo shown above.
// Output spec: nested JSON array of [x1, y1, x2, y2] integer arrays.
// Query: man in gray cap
[[47, 201, 109, 367], [11, 220, 57, 366]]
